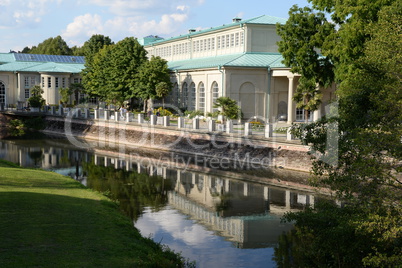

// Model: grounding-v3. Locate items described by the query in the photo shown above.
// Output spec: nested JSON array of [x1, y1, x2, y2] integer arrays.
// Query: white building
[[140, 15, 335, 123], [0, 53, 84, 107], [0, 14, 335, 123]]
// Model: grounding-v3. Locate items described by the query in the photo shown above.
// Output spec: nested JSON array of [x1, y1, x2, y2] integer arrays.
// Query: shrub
[[153, 107, 173, 116]]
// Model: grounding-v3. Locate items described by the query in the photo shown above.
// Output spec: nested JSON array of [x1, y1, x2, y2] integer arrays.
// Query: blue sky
[[0, 0, 311, 53]]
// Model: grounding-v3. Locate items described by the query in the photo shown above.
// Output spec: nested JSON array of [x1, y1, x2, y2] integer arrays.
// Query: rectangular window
[[221, 36, 225, 48], [24, 89, 30, 99], [211, 38, 215, 50], [230, 34, 234, 47], [47, 77, 51, 88], [240, 32, 244, 45], [31, 77, 36, 86], [226, 34, 230, 47], [235, 33, 240, 46], [200, 40, 204, 51], [24, 77, 29, 87], [62, 78, 66, 88], [42, 77, 45, 88], [217, 37, 221, 49], [74, 78, 79, 84], [55, 77, 59, 88]]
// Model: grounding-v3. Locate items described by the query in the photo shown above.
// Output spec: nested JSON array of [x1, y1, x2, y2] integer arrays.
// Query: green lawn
[[0, 160, 189, 267]]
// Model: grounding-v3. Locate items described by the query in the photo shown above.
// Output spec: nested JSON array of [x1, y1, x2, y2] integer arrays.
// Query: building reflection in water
[[0, 139, 318, 249]]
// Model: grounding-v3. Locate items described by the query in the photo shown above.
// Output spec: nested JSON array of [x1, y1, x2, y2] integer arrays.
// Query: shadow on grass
[[0, 191, 185, 268]]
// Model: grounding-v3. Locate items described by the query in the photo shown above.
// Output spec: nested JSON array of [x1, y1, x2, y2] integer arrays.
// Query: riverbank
[[0, 160, 191, 267], [43, 116, 313, 172]]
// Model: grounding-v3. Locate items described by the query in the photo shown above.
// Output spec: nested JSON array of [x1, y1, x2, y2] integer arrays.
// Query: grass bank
[[0, 160, 190, 267]]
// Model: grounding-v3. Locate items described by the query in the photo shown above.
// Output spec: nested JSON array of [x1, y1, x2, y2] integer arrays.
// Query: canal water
[[0, 134, 318, 267]]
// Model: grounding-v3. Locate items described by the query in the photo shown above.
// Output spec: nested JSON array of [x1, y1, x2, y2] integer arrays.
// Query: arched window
[[189, 82, 196, 111], [198, 82, 205, 112], [0, 82, 5, 104], [211, 82, 219, 112], [182, 82, 188, 108]]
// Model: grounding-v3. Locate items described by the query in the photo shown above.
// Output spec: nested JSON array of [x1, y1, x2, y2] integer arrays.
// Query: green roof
[[146, 15, 287, 46], [0, 53, 85, 73], [168, 52, 286, 71]]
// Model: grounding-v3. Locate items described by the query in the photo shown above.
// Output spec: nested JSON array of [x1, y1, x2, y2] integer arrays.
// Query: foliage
[[81, 34, 114, 67], [212, 97, 242, 119], [58, 87, 73, 105], [82, 37, 147, 107], [27, 85, 45, 108], [249, 121, 264, 131], [273, 127, 289, 134], [29, 36, 72, 55], [185, 110, 204, 119], [283, 1, 402, 266], [69, 82, 84, 104], [274, 200, 390, 267], [153, 107, 173, 116], [136, 56, 172, 112], [206, 111, 221, 118], [155, 81, 171, 100], [277, 5, 332, 120], [25, 117, 46, 131], [7, 119, 25, 136]]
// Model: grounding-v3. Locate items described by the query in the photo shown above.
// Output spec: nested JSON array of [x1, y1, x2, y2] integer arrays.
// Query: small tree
[[28, 85, 45, 108], [213, 97, 242, 120], [155, 82, 171, 108], [59, 87, 73, 105]]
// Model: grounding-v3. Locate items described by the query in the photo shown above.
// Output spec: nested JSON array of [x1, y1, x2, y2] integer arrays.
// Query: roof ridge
[[241, 14, 266, 23], [222, 52, 248, 66]]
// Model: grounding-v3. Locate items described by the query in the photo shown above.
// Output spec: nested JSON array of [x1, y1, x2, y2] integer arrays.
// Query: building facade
[[140, 15, 335, 123], [0, 14, 335, 123], [0, 53, 84, 107]]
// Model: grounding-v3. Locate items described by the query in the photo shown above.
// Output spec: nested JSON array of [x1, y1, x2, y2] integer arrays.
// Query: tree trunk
[[143, 99, 147, 113], [305, 109, 309, 123]]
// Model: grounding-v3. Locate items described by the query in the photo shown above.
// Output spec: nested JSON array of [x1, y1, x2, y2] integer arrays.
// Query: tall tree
[[108, 37, 148, 106], [277, 6, 333, 121], [279, 0, 402, 266], [82, 37, 147, 107], [136, 56, 171, 112], [81, 34, 114, 66], [81, 34, 114, 102], [29, 36, 72, 55]]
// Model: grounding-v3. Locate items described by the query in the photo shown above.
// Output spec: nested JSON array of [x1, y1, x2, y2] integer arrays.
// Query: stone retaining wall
[[44, 116, 313, 172]]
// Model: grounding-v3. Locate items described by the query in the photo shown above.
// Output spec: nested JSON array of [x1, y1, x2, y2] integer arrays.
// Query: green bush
[[185, 110, 204, 119]]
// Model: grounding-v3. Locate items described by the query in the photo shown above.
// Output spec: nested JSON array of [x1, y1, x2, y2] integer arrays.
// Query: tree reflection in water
[[82, 161, 174, 221]]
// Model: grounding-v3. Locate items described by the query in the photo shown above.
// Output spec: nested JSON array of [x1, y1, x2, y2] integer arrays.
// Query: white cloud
[[62, 7, 190, 46], [88, 0, 201, 16], [0, 0, 58, 27], [62, 13, 104, 47]]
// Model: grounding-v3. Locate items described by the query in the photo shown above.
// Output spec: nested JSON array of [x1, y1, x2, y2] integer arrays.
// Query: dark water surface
[[0, 135, 319, 267]]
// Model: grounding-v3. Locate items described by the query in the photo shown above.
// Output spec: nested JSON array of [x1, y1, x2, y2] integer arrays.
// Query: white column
[[314, 104, 321, 121], [287, 76, 295, 124], [285, 190, 291, 209]]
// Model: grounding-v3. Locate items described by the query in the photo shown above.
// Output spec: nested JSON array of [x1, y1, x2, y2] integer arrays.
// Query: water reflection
[[0, 137, 320, 267]]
